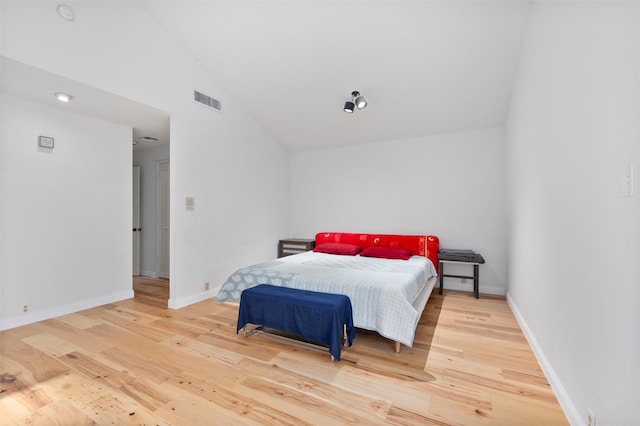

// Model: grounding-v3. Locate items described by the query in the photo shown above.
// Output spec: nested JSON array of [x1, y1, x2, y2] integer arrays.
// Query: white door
[[157, 160, 170, 279], [133, 165, 141, 276]]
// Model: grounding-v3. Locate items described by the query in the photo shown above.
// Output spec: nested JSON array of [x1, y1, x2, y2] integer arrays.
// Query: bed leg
[[395, 341, 401, 353]]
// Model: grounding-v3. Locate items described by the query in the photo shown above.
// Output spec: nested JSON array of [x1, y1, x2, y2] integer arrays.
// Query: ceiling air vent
[[194, 90, 221, 111], [133, 136, 159, 146]]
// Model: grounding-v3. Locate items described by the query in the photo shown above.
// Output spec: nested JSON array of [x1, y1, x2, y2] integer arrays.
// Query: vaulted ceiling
[[144, 1, 531, 151], [1, 1, 532, 152]]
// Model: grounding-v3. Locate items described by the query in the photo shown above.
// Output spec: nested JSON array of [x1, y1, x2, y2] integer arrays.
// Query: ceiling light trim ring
[[55, 92, 73, 103], [56, 4, 76, 22]]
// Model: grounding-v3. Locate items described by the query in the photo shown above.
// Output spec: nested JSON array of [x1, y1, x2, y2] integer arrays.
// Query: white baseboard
[[0, 289, 134, 331], [506, 291, 582, 426], [168, 289, 217, 310], [139, 270, 157, 278]]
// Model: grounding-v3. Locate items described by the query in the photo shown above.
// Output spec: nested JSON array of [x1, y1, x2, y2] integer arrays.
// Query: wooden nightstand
[[278, 238, 316, 258]]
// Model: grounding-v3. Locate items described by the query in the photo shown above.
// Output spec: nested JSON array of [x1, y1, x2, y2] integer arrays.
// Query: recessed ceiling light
[[55, 92, 73, 103], [56, 4, 75, 22]]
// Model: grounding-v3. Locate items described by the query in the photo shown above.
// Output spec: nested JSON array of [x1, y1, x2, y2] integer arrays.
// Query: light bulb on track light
[[344, 101, 355, 113]]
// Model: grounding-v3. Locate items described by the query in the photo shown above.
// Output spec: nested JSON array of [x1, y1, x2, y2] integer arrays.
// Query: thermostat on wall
[[38, 136, 54, 149]]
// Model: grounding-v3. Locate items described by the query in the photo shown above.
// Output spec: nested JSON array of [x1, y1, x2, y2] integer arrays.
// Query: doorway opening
[[132, 120, 170, 307]]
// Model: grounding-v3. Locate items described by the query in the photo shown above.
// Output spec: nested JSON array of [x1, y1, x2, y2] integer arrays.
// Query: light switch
[[185, 197, 195, 211]]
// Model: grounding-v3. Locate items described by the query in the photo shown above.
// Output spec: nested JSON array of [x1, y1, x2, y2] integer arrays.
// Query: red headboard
[[315, 232, 440, 273]]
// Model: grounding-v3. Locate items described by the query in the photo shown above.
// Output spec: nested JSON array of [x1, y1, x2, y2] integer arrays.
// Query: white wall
[[0, 28, 4, 324], [506, 2, 640, 425], [133, 145, 170, 278], [1, 95, 133, 327], [0, 2, 289, 311], [290, 127, 507, 294]]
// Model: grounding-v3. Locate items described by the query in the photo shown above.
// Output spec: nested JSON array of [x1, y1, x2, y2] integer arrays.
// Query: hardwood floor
[[133, 276, 169, 308], [0, 289, 568, 425]]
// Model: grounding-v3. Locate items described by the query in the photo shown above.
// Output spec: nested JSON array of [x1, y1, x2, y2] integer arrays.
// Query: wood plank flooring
[[0, 289, 568, 425], [133, 276, 169, 308]]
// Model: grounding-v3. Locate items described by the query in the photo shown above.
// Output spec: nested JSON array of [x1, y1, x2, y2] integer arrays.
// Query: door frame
[[132, 165, 141, 276], [156, 159, 170, 279]]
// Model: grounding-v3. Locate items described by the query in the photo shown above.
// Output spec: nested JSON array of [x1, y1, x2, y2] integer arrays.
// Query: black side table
[[438, 249, 485, 299], [278, 238, 316, 258]]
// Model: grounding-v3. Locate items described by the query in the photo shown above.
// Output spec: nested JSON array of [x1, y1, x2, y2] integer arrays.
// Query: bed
[[215, 232, 440, 352]]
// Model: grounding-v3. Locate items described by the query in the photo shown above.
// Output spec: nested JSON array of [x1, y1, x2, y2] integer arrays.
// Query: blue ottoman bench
[[236, 284, 355, 361]]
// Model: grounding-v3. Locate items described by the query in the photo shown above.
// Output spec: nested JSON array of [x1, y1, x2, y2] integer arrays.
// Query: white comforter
[[216, 251, 437, 347]]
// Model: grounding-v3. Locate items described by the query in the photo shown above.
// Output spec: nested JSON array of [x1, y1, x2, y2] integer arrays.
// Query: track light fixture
[[354, 91, 367, 109], [344, 90, 367, 113], [344, 100, 355, 113]]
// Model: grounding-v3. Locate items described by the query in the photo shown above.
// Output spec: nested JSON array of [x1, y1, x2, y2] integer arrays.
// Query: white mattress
[[216, 251, 437, 347]]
